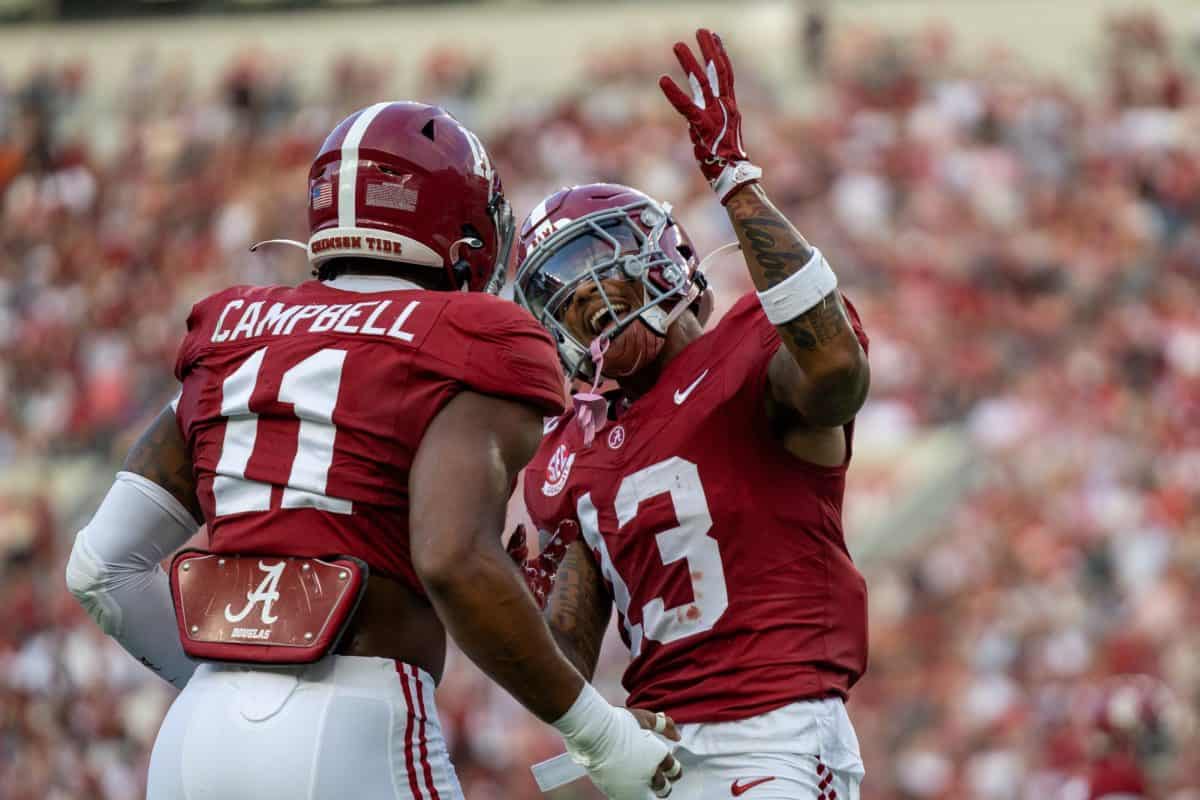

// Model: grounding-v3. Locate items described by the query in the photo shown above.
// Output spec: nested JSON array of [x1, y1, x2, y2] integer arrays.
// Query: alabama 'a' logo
[[607, 425, 626, 450], [224, 560, 286, 625], [542, 444, 575, 497]]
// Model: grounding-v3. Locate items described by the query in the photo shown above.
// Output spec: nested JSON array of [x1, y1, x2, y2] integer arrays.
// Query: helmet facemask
[[515, 198, 702, 381], [484, 190, 515, 294]]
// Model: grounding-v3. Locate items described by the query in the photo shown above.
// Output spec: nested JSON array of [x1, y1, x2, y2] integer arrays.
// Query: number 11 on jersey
[[213, 346, 353, 517]]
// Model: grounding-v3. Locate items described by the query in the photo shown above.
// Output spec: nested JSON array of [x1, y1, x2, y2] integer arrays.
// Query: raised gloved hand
[[659, 28, 762, 204], [505, 520, 580, 610]]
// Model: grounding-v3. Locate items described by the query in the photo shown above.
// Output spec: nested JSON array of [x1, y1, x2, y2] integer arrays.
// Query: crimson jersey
[[524, 292, 870, 724], [174, 279, 566, 596]]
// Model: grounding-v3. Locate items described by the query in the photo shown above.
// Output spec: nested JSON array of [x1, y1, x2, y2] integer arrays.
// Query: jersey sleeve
[[725, 291, 784, 394], [447, 297, 567, 417], [172, 287, 251, 382], [522, 457, 572, 539], [174, 291, 231, 383], [173, 297, 210, 383], [842, 293, 870, 355]]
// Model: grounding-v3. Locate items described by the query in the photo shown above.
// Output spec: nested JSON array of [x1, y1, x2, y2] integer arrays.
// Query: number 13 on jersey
[[576, 457, 728, 656]]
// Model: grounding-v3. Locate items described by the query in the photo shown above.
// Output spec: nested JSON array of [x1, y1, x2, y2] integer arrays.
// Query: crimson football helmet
[[513, 183, 714, 379], [257, 101, 513, 293]]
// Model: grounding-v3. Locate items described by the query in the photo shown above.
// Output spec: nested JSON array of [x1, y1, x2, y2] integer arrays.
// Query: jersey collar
[[323, 275, 422, 293]]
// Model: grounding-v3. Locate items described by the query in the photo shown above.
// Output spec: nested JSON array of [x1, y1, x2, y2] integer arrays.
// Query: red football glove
[[505, 520, 580, 610], [659, 28, 762, 203]]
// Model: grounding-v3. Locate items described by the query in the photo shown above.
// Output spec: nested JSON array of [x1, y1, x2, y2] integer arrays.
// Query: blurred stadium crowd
[[1, 8, 1198, 799]]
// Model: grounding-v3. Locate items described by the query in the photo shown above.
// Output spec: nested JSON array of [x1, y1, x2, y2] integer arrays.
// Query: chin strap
[[572, 337, 610, 447], [661, 284, 701, 330], [642, 241, 737, 331], [697, 241, 741, 274]]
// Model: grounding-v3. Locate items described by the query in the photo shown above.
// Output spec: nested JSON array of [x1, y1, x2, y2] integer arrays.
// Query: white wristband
[[713, 160, 762, 203], [756, 246, 839, 324]]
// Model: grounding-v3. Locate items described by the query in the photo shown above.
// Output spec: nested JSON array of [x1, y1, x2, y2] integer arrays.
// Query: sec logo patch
[[542, 444, 575, 497]]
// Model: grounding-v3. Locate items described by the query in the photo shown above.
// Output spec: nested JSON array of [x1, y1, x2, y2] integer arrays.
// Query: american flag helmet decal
[[311, 182, 333, 210]]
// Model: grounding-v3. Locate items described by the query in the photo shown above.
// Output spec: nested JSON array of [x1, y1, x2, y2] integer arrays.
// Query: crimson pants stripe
[[396, 663, 426, 800], [407, 664, 442, 800]]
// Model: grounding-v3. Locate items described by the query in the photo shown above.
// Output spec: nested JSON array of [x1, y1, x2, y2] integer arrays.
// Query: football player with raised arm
[[511, 31, 871, 800], [65, 102, 680, 800]]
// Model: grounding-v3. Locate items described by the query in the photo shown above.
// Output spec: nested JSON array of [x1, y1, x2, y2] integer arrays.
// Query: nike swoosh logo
[[731, 777, 776, 796], [673, 369, 710, 405]]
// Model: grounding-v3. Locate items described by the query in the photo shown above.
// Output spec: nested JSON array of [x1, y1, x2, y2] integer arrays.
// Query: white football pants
[[668, 697, 865, 800], [147, 655, 462, 800]]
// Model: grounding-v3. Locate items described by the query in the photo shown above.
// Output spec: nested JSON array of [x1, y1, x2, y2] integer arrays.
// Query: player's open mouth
[[589, 302, 629, 335]]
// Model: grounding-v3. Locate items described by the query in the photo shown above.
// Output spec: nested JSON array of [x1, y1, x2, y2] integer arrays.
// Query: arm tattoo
[[729, 212, 814, 289], [545, 541, 611, 680], [122, 405, 203, 524], [779, 292, 850, 351], [726, 184, 868, 425], [725, 186, 857, 353]]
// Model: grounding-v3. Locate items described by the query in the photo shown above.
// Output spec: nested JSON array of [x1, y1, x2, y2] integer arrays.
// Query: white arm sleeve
[[65, 471, 200, 689]]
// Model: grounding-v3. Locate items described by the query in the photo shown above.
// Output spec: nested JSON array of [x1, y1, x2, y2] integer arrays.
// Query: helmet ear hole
[[452, 260, 472, 289], [421, 119, 436, 141], [450, 224, 486, 289], [677, 244, 693, 260]]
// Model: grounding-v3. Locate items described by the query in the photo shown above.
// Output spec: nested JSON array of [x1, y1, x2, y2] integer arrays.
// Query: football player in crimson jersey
[[66, 102, 681, 800], [511, 31, 871, 800]]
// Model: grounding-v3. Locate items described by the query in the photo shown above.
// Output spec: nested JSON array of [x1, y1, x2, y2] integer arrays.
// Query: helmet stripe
[[460, 126, 492, 180], [337, 102, 392, 229], [528, 196, 550, 229]]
